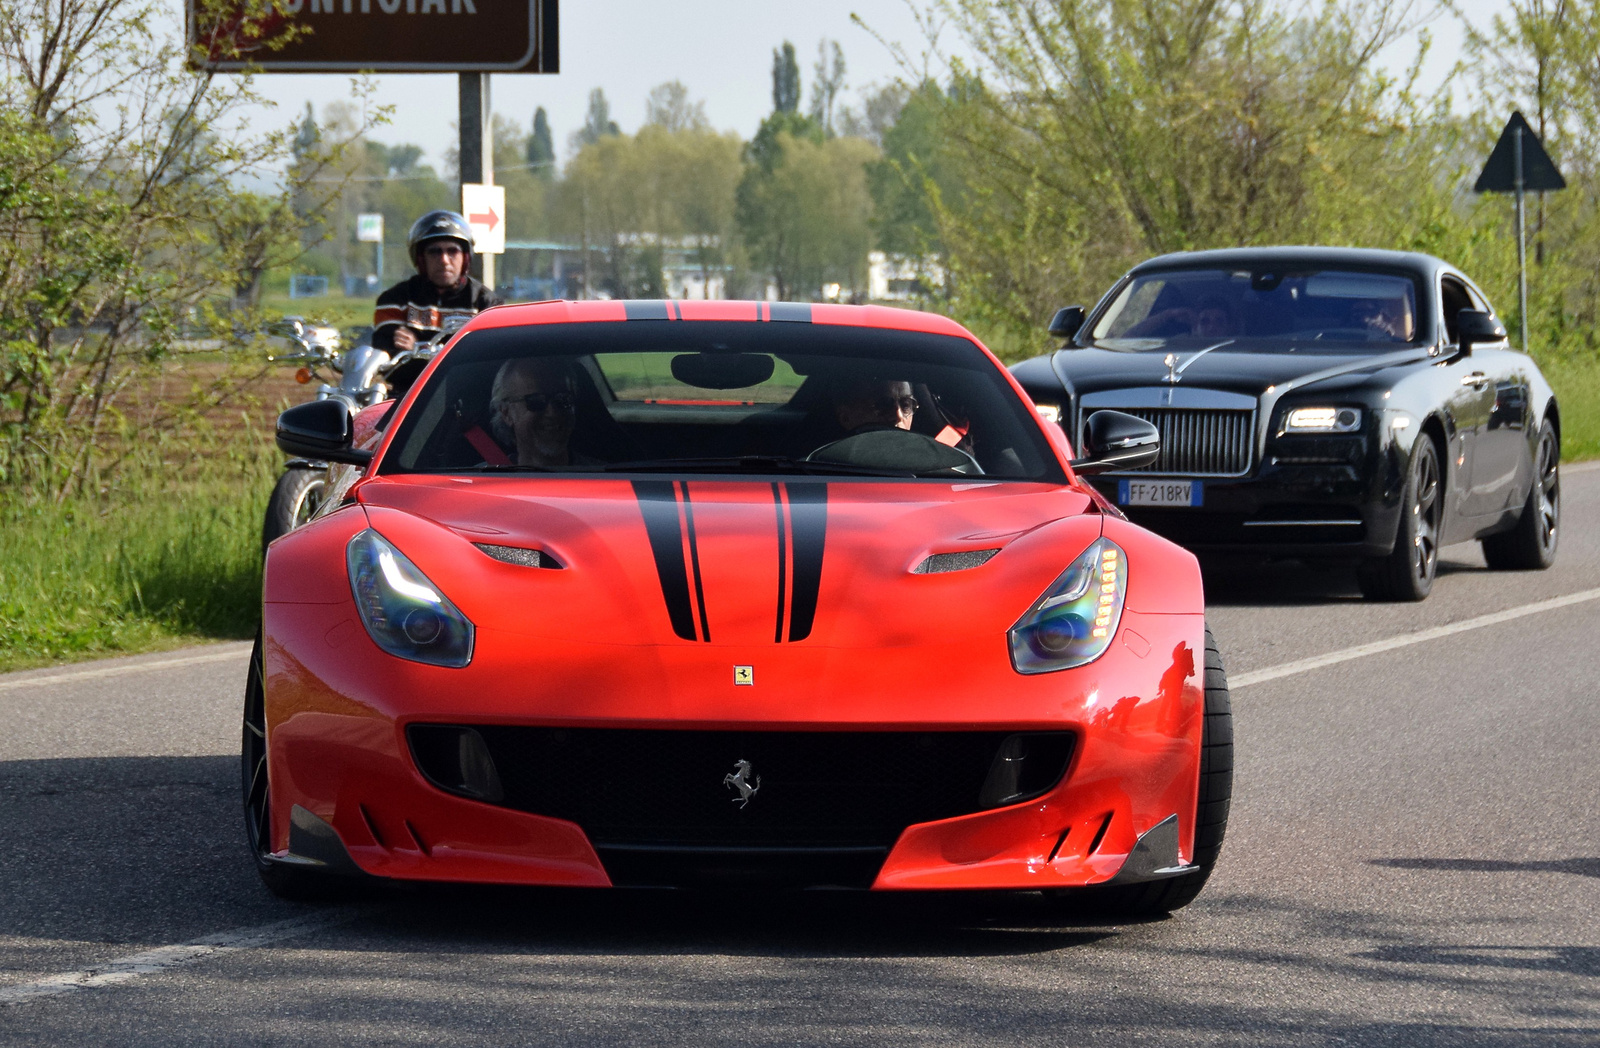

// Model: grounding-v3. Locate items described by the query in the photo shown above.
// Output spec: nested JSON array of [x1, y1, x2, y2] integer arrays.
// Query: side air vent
[[473, 543, 562, 568], [912, 548, 1000, 574]]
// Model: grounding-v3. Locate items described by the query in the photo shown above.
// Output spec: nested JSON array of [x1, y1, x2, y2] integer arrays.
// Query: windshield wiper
[[597, 455, 916, 478], [449, 463, 561, 472]]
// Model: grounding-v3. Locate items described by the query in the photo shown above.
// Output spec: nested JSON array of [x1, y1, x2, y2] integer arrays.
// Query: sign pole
[[1514, 126, 1528, 352], [459, 72, 495, 292]]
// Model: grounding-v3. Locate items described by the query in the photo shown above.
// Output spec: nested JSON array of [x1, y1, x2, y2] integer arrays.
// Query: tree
[[809, 40, 848, 137], [926, 0, 1460, 345], [646, 81, 709, 133], [867, 81, 955, 260], [737, 130, 877, 299], [772, 42, 802, 114], [527, 107, 556, 177], [0, 0, 377, 492], [575, 88, 621, 149]]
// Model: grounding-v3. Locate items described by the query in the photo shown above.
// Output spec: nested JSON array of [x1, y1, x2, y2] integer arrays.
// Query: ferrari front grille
[[408, 726, 1074, 850], [1084, 407, 1254, 476]]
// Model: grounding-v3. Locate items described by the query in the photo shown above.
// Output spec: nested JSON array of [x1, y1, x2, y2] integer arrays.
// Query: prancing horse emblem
[[722, 759, 761, 808]]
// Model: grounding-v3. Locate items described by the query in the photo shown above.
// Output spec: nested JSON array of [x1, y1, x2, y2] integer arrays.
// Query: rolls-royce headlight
[[347, 529, 474, 667], [1283, 406, 1362, 433], [1009, 538, 1126, 674]]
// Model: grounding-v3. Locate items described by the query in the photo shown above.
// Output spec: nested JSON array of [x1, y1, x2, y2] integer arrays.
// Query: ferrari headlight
[[1009, 538, 1126, 674], [1283, 406, 1362, 433], [347, 529, 474, 667]]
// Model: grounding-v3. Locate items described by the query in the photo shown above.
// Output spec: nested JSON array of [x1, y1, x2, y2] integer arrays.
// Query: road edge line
[[0, 646, 252, 693], [1231, 586, 1600, 688]]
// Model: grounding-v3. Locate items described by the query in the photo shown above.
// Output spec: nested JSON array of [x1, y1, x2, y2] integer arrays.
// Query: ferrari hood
[[356, 476, 1100, 649]]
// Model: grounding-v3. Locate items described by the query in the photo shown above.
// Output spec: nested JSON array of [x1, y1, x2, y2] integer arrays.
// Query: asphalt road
[[3, 464, 1598, 1046]]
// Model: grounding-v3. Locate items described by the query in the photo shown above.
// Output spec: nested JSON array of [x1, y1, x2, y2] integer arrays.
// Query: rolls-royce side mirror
[[1070, 409, 1160, 475], [1457, 309, 1506, 356], [276, 400, 373, 466], [1048, 306, 1086, 340]]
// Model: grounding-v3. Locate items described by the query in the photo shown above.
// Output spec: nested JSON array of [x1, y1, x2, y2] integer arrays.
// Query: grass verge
[[1543, 357, 1600, 462], [0, 455, 272, 673]]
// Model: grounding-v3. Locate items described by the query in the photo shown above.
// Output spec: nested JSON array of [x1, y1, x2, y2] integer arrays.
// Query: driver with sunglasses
[[372, 210, 501, 354], [833, 377, 920, 434]]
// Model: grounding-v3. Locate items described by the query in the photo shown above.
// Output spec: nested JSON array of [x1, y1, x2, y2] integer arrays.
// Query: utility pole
[[459, 72, 495, 292]]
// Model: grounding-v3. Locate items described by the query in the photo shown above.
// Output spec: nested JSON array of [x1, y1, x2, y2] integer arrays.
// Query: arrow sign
[[461, 183, 506, 255], [1475, 111, 1566, 193]]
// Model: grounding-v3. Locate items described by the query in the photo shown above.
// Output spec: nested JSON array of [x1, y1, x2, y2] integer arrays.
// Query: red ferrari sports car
[[252, 299, 1232, 916]]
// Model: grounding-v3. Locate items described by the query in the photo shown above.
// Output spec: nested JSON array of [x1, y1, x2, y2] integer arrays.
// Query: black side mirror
[[276, 400, 373, 466], [1070, 409, 1160, 475], [1456, 309, 1506, 356], [1048, 306, 1086, 340]]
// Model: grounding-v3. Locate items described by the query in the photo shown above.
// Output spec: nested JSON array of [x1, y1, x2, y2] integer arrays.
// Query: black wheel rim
[[1534, 429, 1559, 554], [242, 642, 272, 861], [1412, 444, 1441, 585]]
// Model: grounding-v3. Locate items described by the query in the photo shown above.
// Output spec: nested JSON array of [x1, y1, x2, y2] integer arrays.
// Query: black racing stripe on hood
[[768, 302, 812, 323], [785, 482, 827, 641], [624, 300, 671, 321], [772, 483, 787, 644], [632, 480, 697, 641], [679, 481, 712, 643]]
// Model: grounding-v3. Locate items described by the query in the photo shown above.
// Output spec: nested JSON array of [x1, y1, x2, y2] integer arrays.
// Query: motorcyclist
[[372, 210, 501, 354]]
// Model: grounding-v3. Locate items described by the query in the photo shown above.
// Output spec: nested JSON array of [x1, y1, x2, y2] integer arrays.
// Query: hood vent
[[912, 548, 1000, 574], [473, 543, 562, 569]]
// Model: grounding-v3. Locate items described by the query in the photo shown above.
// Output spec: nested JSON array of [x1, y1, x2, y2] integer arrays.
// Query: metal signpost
[[1474, 111, 1566, 352], [356, 212, 384, 283], [188, 0, 559, 289]]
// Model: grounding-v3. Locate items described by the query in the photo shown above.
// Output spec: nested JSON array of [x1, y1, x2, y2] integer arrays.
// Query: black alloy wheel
[[1482, 421, 1560, 570], [1055, 626, 1233, 918], [261, 468, 328, 553], [1358, 435, 1442, 602], [242, 635, 333, 900]]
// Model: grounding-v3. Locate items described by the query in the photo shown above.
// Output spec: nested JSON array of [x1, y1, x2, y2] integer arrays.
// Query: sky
[[236, 0, 1516, 174]]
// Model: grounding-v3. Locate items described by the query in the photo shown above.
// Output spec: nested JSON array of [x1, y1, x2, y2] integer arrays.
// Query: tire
[[261, 468, 328, 553], [1481, 421, 1559, 570], [1067, 626, 1234, 918], [1358, 434, 1442, 602], [242, 635, 339, 901]]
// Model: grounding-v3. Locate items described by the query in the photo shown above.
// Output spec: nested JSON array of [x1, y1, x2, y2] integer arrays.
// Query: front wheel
[[1358, 434, 1442, 602], [1481, 421, 1559, 570], [261, 467, 327, 553], [243, 635, 339, 901], [1063, 626, 1234, 918]]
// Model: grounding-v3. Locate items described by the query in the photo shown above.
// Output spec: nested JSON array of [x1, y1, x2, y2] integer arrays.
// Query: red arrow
[[468, 209, 499, 231]]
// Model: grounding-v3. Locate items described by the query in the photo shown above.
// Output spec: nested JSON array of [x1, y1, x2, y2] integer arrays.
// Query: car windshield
[[1090, 267, 1424, 347], [381, 320, 1064, 481]]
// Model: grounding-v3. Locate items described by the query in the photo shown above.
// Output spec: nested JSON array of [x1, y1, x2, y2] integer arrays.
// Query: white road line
[[0, 645, 251, 693], [1231, 586, 1600, 688], [0, 910, 367, 1007]]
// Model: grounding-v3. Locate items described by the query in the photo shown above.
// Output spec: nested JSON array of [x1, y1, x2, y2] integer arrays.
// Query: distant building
[[868, 251, 944, 302]]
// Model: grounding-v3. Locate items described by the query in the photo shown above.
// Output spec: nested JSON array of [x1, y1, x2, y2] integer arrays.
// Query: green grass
[[0, 458, 272, 673], [1543, 357, 1600, 462], [259, 290, 377, 332]]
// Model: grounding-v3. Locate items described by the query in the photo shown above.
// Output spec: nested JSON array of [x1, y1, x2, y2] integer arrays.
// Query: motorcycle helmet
[[407, 210, 475, 271]]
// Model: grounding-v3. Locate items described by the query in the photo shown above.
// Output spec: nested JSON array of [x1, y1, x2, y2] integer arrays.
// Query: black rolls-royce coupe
[[1013, 247, 1561, 601]]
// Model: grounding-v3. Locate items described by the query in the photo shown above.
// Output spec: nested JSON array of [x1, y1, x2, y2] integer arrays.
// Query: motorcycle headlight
[[347, 529, 474, 667], [1009, 538, 1126, 674]]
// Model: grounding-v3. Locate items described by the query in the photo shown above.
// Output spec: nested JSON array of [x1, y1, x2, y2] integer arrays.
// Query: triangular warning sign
[[1474, 111, 1566, 193]]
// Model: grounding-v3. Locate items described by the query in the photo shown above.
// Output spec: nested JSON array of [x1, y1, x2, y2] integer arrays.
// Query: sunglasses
[[875, 394, 920, 415], [513, 391, 575, 413], [424, 244, 464, 258]]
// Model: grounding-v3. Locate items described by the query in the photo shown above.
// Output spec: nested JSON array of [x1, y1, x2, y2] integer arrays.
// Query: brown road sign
[[188, 0, 558, 72]]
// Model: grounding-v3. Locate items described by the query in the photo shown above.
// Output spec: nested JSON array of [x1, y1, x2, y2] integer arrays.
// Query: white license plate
[[1118, 479, 1202, 507]]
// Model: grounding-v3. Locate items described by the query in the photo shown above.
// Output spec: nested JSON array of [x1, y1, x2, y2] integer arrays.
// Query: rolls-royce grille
[[1086, 407, 1254, 476], [408, 726, 1074, 850]]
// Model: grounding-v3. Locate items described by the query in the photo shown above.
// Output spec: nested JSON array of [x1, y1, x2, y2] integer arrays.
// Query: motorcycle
[[261, 312, 467, 550]]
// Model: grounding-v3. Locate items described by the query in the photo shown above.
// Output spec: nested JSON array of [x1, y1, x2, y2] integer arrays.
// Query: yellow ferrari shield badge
[[733, 665, 754, 686]]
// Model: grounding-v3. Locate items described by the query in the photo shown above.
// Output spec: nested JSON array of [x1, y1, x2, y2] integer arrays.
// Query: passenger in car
[[1349, 296, 1414, 341], [487, 357, 582, 467]]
